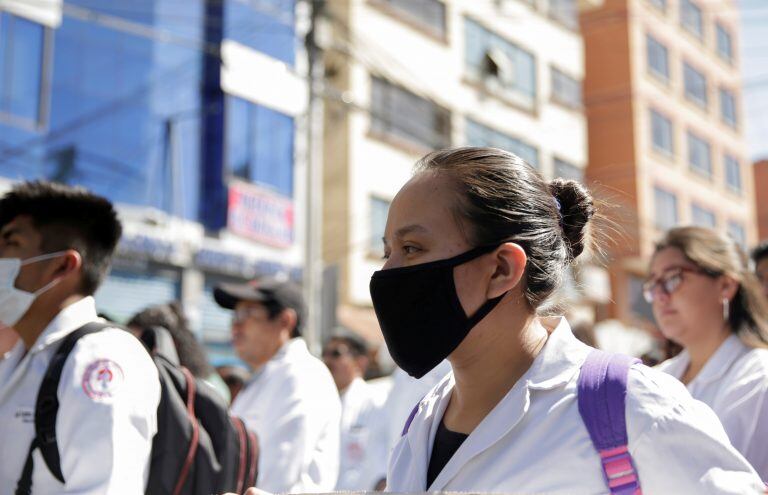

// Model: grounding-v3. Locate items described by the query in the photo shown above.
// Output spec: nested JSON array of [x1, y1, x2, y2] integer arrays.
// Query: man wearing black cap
[[214, 277, 341, 493]]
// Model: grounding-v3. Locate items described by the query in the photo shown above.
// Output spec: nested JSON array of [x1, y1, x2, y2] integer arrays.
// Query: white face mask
[[0, 252, 68, 327]]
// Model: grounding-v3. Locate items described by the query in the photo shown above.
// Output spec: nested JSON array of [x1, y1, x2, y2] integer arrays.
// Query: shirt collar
[[525, 316, 593, 390], [692, 333, 749, 386], [31, 296, 100, 353]]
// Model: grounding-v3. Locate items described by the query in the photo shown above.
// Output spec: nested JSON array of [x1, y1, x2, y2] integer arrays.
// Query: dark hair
[[0, 181, 122, 295], [264, 300, 303, 338], [753, 241, 768, 265], [127, 302, 214, 378], [326, 333, 369, 357], [654, 227, 768, 348], [414, 147, 595, 309]]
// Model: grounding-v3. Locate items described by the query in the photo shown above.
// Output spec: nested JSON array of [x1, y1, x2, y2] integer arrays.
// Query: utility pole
[[303, 0, 326, 355]]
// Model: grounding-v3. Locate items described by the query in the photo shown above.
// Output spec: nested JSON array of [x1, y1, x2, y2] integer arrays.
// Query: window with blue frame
[[225, 0, 295, 65], [465, 17, 537, 111], [0, 13, 47, 127], [466, 119, 539, 168], [225, 96, 294, 197]]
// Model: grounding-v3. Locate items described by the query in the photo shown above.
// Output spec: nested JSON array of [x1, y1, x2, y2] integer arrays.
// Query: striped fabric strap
[[599, 445, 642, 495]]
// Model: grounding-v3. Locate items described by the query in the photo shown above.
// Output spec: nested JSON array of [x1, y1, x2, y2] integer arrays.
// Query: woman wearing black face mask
[[372, 147, 763, 494]]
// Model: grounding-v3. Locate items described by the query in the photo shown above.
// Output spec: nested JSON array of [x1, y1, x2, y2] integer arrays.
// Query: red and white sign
[[227, 181, 294, 248]]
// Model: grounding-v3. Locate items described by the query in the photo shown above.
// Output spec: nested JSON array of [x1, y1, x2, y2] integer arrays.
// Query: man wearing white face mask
[[0, 181, 160, 494]]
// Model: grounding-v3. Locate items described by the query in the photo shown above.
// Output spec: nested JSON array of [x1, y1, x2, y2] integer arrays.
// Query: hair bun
[[549, 178, 595, 261]]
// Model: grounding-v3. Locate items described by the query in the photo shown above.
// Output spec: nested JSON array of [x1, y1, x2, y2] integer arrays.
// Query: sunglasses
[[322, 348, 350, 359], [642, 267, 710, 303]]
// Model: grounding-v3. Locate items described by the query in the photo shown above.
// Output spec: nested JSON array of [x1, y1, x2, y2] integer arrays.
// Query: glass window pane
[[720, 88, 736, 128], [371, 77, 450, 150], [654, 187, 678, 229], [680, 0, 703, 40], [464, 18, 537, 110], [646, 35, 669, 81], [549, 0, 578, 30], [225, 0, 296, 65], [727, 221, 746, 247], [691, 204, 716, 228], [716, 23, 733, 63], [466, 119, 539, 168], [369, 197, 390, 252], [648, 0, 667, 11], [687, 131, 712, 178], [0, 14, 45, 123], [683, 62, 707, 108], [551, 67, 582, 109], [226, 97, 251, 180], [554, 158, 583, 181], [724, 154, 742, 193], [382, 0, 446, 37], [651, 109, 673, 155]]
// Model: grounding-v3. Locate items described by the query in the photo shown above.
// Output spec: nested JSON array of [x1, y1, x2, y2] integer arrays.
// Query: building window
[[466, 119, 539, 168], [224, 0, 296, 65], [716, 23, 734, 64], [551, 67, 582, 109], [647, 0, 667, 11], [646, 34, 669, 82], [687, 131, 712, 179], [465, 18, 537, 111], [724, 154, 742, 194], [225, 96, 295, 197], [680, 0, 703, 40], [720, 87, 737, 128], [369, 196, 391, 253], [554, 158, 583, 181], [376, 0, 446, 38], [650, 109, 674, 156], [691, 204, 716, 228], [727, 221, 746, 247], [371, 77, 451, 150], [654, 187, 678, 230], [0, 13, 47, 127], [683, 62, 707, 109], [549, 0, 578, 30]]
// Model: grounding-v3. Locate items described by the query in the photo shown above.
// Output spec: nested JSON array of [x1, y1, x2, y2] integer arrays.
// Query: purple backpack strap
[[401, 401, 421, 436], [578, 350, 642, 495]]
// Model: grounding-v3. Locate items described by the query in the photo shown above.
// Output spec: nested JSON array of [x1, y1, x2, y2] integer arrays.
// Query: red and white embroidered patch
[[82, 359, 124, 399]]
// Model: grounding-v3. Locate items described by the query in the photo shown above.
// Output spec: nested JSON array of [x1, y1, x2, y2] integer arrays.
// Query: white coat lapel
[[427, 378, 532, 491]]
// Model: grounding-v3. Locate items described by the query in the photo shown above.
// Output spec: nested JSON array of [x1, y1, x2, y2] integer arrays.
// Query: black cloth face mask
[[369, 244, 507, 378]]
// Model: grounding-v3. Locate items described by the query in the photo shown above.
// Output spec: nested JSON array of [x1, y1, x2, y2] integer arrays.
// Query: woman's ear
[[487, 243, 527, 299], [719, 275, 739, 302]]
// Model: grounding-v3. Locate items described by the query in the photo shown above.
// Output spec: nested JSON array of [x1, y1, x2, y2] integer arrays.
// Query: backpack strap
[[577, 350, 642, 495], [15, 322, 110, 495]]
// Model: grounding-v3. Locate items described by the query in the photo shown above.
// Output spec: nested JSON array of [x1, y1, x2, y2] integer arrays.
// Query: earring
[[722, 297, 730, 322]]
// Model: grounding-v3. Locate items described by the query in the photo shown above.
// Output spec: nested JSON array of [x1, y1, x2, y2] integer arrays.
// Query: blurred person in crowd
[[127, 301, 230, 403], [650, 226, 768, 478], [752, 241, 768, 298], [214, 277, 340, 493], [322, 333, 387, 491], [0, 181, 159, 493], [370, 148, 763, 492], [216, 365, 250, 403]]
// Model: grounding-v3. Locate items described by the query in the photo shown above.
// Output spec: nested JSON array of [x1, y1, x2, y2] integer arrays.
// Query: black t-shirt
[[426, 419, 469, 488]]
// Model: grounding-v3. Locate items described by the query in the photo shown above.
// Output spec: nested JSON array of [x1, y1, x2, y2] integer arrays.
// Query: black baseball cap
[[213, 277, 305, 327]]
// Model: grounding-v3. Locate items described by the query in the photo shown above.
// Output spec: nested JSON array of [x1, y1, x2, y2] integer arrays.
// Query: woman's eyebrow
[[394, 224, 428, 239]]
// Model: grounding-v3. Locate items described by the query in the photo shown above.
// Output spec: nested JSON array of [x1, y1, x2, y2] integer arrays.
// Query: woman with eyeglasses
[[649, 226, 768, 478]]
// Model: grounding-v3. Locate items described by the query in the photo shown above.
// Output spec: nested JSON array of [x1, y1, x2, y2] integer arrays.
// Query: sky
[[741, 0, 768, 161]]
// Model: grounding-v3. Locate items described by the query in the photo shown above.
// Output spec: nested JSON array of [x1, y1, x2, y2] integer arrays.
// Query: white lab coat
[[387, 317, 764, 494], [0, 297, 160, 494], [230, 338, 341, 493], [336, 377, 388, 491], [657, 334, 768, 479]]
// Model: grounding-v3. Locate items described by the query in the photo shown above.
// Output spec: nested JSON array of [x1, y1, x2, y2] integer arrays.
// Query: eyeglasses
[[232, 307, 269, 324], [642, 267, 709, 303], [322, 348, 350, 360]]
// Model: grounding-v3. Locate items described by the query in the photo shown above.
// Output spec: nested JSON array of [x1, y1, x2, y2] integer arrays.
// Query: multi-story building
[[583, 0, 754, 325], [321, 0, 606, 348], [0, 0, 307, 361]]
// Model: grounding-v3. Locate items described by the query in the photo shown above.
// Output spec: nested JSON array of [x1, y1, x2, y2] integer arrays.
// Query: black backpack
[[15, 322, 259, 495]]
